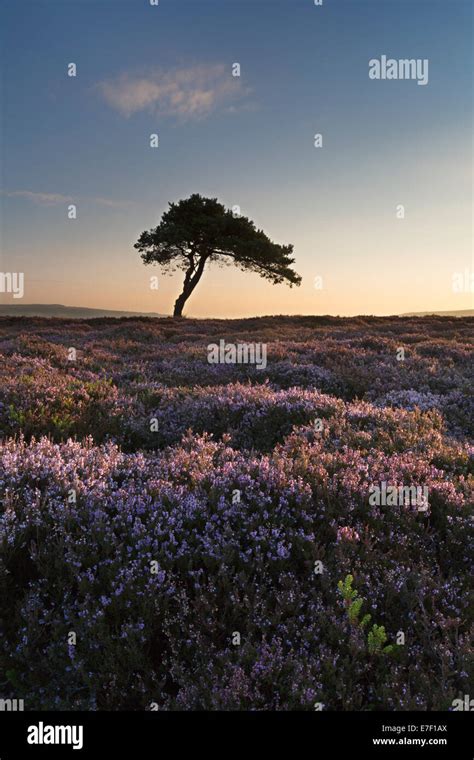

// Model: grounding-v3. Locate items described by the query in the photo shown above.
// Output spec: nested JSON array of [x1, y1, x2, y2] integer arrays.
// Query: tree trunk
[[173, 254, 208, 317], [173, 293, 187, 317]]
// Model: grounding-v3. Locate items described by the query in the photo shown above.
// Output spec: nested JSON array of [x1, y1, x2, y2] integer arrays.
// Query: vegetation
[[0, 315, 472, 710]]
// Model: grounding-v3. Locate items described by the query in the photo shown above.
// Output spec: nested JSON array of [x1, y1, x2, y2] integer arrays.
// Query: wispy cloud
[[2, 191, 134, 209], [2, 190, 74, 205], [96, 63, 250, 120]]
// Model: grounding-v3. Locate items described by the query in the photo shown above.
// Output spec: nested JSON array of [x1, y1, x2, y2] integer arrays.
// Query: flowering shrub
[[0, 315, 472, 710]]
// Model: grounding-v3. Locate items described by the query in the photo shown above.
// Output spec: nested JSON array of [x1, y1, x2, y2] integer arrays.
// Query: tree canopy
[[134, 194, 301, 316]]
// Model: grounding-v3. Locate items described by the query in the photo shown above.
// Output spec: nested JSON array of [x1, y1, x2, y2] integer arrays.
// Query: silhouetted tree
[[134, 194, 301, 317]]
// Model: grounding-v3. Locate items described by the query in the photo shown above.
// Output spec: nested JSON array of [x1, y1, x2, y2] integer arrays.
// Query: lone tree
[[134, 194, 301, 317]]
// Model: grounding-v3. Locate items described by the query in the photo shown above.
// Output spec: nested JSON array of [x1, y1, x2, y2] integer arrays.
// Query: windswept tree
[[134, 194, 301, 317]]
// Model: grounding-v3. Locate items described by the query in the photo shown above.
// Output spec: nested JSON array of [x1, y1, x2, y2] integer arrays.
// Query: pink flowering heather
[[0, 315, 472, 710], [336, 527, 360, 543]]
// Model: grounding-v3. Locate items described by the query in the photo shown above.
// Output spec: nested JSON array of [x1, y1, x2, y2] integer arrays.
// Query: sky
[[0, 0, 472, 317]]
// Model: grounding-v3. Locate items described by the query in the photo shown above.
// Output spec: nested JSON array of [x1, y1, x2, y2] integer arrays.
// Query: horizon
[[1, 0, 473, 317], [0, 301, 473, 321]]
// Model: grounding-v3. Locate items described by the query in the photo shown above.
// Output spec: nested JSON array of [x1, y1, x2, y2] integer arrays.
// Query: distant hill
[[400, 309, 473, 317], [0, 303, 167, 319], [0, 304, 472, 320]]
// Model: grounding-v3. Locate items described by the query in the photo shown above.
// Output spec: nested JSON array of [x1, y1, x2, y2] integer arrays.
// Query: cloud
[[2, 191, 134, 209], [96, 64, 249, 120], [2, 190, 73, 205]]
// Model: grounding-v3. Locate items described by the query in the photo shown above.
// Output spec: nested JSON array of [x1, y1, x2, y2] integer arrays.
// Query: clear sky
[[0, 0, 472, 317]]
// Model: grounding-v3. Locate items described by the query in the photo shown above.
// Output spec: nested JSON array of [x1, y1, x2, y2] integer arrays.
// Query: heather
[[0, 315, 472, 710]]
